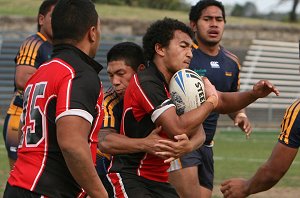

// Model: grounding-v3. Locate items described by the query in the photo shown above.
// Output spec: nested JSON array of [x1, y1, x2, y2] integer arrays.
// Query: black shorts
[[4, 182, 46, 198], [107, 172, 179, 198], [96, 155, 114, 198], [170, 145, 214, 190]]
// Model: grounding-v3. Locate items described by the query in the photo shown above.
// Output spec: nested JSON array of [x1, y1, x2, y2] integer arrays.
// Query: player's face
[[107, 60, 136, 98], [39, 5, 55, 42], [191, 5, 225, 46], [163, 30, 193, 74]]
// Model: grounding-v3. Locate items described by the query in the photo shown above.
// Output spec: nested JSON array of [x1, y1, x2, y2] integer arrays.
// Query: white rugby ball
[[169, 69, 205, 115]]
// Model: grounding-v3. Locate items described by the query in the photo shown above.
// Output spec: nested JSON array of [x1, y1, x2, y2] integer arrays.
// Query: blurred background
[[0, 0, 299, 197]]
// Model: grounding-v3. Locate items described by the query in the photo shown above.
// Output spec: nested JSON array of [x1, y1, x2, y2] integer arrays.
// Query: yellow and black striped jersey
[[15, 32, 52, 68], [7, 32, 52, 114], [279, 99, 300, 148], [101, 87, 122, 131], [97, 87, 122, 162]]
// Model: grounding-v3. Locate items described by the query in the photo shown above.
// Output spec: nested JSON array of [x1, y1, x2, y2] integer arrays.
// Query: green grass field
[[214, 130, 300, 186], [0, 124, 9, 197], [0, 124, 299, 197]]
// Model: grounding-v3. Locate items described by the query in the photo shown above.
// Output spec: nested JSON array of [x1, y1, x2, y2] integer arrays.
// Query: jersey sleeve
[[134, 75, 175, 123], [278, 100, 300, 148], [101, 93, 121, 132], [15, 37, 44, 68], [55, 64, 101, 125]]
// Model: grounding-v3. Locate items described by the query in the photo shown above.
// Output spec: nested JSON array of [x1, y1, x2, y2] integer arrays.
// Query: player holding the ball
[[106, 17, 279, 198]]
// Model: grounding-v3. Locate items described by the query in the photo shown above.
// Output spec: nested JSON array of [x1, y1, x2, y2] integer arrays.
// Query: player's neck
[[196, 38, 220, 56]]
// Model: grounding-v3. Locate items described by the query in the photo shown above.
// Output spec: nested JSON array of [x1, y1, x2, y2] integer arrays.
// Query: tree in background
[[231, 1, 258, 17], [278, 0, 299, 22]]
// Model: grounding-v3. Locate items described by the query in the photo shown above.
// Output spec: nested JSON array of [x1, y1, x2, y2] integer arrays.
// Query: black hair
[[189, 0, 226, 23], [143, 17, 193, 61], [37, 0, 58, 31], [51, 0, 98, 44], [107, 42, 144, 72]]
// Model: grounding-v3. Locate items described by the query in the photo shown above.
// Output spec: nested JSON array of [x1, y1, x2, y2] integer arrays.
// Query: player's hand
[[221, 178, 249, 198], [234, 114, 252, 139], [154, 133, 192, 163], [143, 126, 165, 155], [252, 80, 279, 98]]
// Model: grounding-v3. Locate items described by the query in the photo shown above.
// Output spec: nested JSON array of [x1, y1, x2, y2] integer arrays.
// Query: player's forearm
[[246, 164, 282, 195], [216, 91, 257, 114], [99, 132, 147, 154], [61, 142, 108, 197], [177, 100, 214, 136]]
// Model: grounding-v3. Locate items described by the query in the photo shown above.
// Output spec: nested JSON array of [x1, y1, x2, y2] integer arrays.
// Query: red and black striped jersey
[[279, 99, 300, 148], [108, 63, 175, 183], [8, 44, 104, 197]]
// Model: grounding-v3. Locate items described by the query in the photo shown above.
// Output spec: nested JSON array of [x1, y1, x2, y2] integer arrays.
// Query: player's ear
[[190, 21, 197, 32], [38, 14, 45, 27], [88, 25, 97, 43], [137, 64, 145, 71], [155, 43, 165, 57]]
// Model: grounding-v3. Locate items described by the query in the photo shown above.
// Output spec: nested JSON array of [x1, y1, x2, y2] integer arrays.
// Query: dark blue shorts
[[169, 145, 214, 190], [3, 114, 20, 160]]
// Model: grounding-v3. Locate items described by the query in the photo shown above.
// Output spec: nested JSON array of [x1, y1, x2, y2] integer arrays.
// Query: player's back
[[8, 59, 82, 197]]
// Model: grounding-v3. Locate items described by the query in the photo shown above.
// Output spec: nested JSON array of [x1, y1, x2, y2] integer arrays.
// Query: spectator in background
[[4, 0, 107, 197], [2, 0, 57, 170], [169, 1, 252, 197]]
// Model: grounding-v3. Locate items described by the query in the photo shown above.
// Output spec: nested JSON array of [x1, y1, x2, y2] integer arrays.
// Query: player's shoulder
[[221, 46, 240, 63], [284, 99, 300, 118]]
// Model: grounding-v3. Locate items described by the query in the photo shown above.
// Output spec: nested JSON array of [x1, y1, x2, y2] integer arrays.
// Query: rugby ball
[[169, 69, 205, 115]]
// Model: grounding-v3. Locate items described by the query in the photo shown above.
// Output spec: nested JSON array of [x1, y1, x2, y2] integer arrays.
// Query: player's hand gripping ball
[[169, 69, 206, 115]]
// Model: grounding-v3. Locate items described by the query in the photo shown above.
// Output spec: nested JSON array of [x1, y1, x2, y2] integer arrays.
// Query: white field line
[[214, 156, 300, 165]]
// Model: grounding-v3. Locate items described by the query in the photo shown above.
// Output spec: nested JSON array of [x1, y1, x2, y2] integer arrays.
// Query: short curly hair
[[189, 0, 226, 23], [143, 17, 193, 61]]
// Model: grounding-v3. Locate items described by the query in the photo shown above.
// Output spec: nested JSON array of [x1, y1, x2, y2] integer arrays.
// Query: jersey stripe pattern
[[102, 87, 122, 131], [7, 44, 104, 197], [15, 32, 52, 69], [279, 99, 300, 148], [108, 64, 172, 183], [7, 32, 52, 113]]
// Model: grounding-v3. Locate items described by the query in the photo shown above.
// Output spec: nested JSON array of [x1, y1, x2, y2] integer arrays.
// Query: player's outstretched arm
[[57, 116, 108, 198], [216, 80, 279, 114], [220, 142, 297, 198]]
